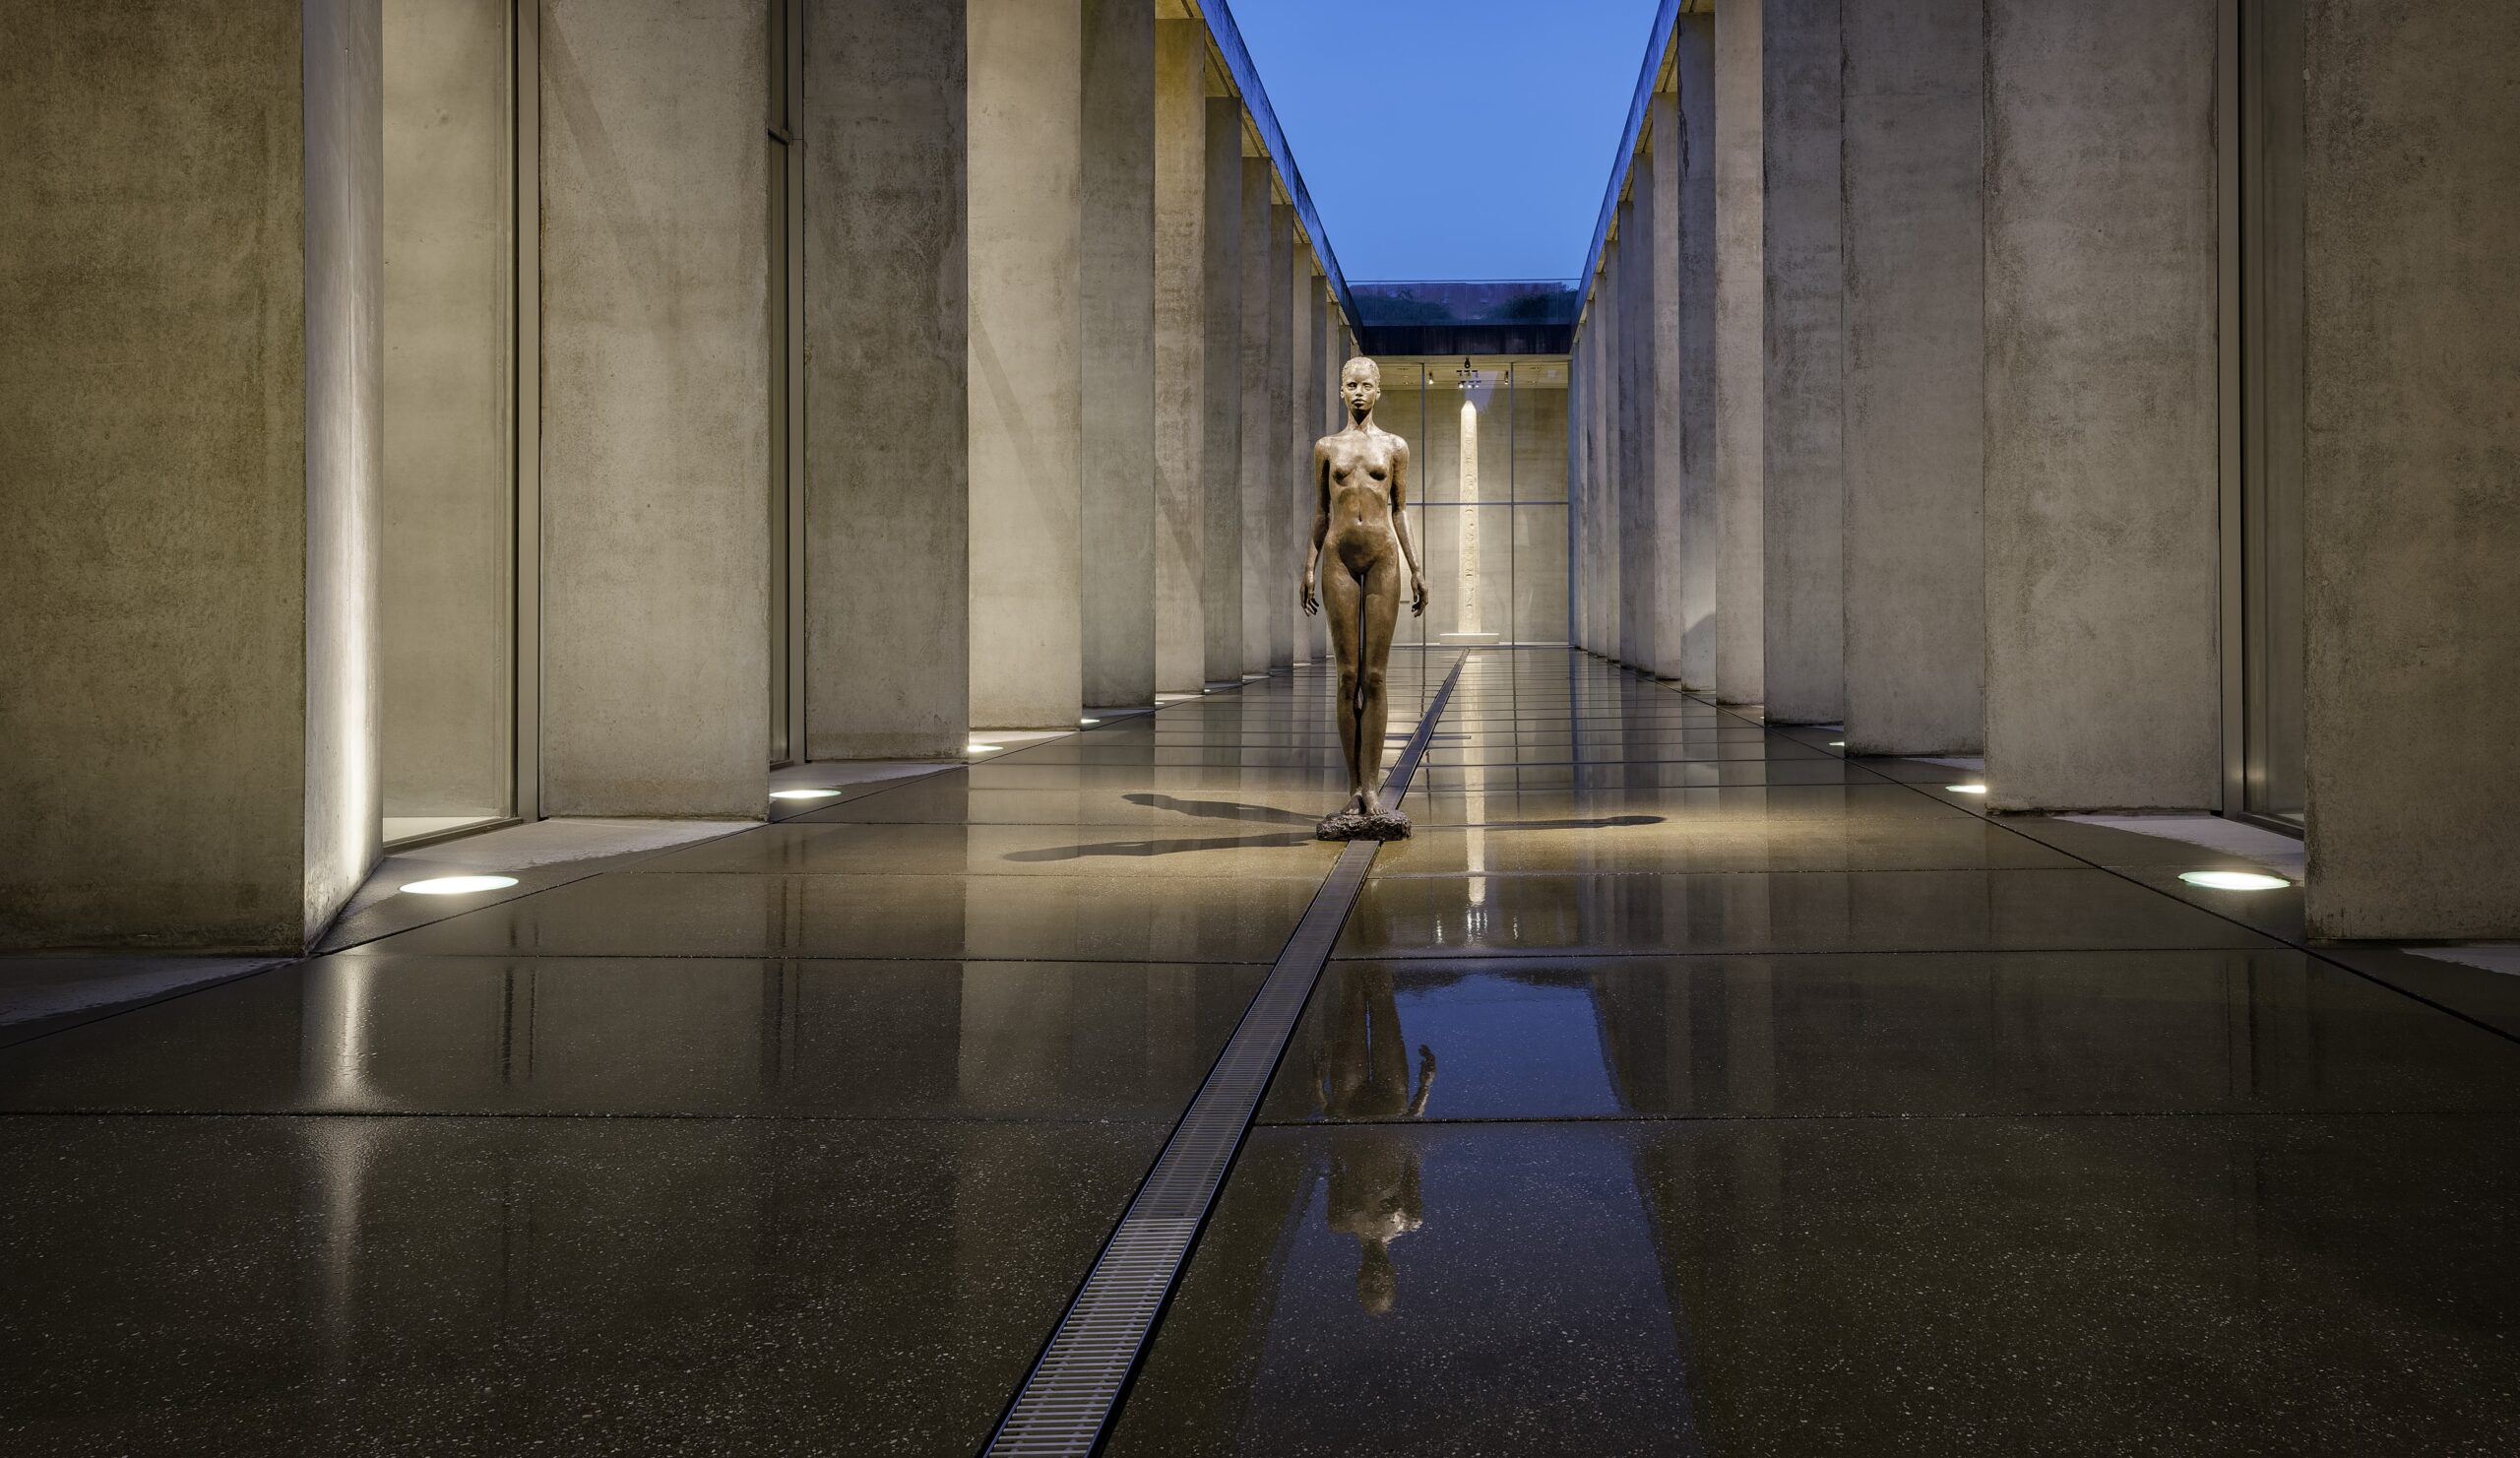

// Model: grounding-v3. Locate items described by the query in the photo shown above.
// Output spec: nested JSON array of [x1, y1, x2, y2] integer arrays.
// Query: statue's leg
[[1322, 560, 1367, 806], [1356, 553, 1404, 814]]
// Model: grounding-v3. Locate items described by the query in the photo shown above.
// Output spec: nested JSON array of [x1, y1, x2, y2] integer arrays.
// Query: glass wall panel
[[1365, 354, 1570, 650], [380, 0, 517, 843]]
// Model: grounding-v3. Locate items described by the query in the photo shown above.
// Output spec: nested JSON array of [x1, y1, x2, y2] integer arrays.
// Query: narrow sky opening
[[1231, 0, 1661, 283]]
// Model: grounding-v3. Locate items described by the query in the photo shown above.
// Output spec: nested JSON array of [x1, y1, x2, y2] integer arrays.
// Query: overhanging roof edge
[[1576, 0, 1684, 335], [1204, 1, 1360, 334]]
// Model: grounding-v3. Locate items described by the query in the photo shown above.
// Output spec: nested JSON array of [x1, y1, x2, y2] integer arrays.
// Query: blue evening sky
[[1230, 0, 1662, 283]]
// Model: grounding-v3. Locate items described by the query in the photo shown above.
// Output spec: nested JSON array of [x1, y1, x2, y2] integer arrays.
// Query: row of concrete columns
[[0, 0, 1354, 951], [1570, 0, 2520, 938]]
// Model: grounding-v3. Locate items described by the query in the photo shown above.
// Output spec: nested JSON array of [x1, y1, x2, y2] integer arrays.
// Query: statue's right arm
[[1301, 440, 1330, 614]]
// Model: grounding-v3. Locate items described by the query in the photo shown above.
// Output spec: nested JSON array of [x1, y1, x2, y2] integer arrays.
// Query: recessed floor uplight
[[2179, 869, 2292, 891], [1947, 785, 1988, 794], [1079, 717, 1101, 726], [769, 789, 842, 800], [401, 874, 518, 896], [1828, 740, 1846, 747], [966, 741, 1002, 755]]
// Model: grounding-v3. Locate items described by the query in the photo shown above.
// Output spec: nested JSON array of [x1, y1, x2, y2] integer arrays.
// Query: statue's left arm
[[1391, 440, 1427, 616]]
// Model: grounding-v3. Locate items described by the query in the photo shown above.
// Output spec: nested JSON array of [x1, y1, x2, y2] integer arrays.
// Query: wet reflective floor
[[6, 649, 2518, 1454]]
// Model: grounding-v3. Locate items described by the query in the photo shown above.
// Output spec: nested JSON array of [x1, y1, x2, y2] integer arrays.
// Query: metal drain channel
[[981, 656, 1465, 1457]]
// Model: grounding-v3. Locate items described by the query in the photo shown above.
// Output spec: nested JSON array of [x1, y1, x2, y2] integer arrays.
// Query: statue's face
[[1341, 359, 1381, 415]]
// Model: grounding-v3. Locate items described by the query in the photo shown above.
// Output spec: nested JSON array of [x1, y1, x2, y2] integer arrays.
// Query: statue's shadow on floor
[[995, 794, 1665, 862]]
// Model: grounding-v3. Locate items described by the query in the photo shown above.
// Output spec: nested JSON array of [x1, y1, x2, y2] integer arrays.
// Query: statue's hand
[[1299, 576, 1319, 615], [1411, 575, 1428, 617]]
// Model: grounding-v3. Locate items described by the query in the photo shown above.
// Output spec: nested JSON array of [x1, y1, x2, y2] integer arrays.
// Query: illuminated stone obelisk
[[1458, 397, 1481, 637]]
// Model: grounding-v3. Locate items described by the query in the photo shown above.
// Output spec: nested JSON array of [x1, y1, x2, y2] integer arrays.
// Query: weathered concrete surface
[[1201, 97, 1244, 683], [1840, 0, 1984, 756], [1264, 203, 1295, 669], [301, 0, 385, 935], [381, 0, 512, 820], [0, 0, 381, 950], [1759, 0, 1844, 723], [969, 0, 1083, 728], [1984, 0, 2218, 809], [1236, 158, 1274, 675], [540, 0, 769, 807], [1151, 20, 1206, 694], [1081, 0, 1156, 709], [1714, 0, 1765, 703], [1616, 187, 1657, 673], [1670, 22, 1719, 690], [2301, 1, 2520, 936], [805, 0, 967, 757]]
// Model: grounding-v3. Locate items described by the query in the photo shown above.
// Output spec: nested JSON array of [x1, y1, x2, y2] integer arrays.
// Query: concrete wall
[[1151, 20, 1207, 695], [968, 0, 1083, 729], [1617, 182, 1658, 674], [1235, 158, 1274, 676], [1080, 0, 1156, 710], [2301, 1, 2520, 937], [1983, 0, 2218, 809], [1264, 204, 1294, 669], [1760, 0, 1844, 723], [0, 0, 376, 950], [1839, 0, 1984, 756], [1201, 97, 1244, 684], [805, 0, 968, 758], [381, 0, 511, 819], [1713, 0, 1765, 704], [539, 0, 769, 812], [1670, 23, 1719, 691], [301, 0, 385, 934]]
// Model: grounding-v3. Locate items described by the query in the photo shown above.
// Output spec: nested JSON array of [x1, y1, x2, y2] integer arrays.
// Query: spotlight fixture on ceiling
[[1455, 356, 1480, 392]]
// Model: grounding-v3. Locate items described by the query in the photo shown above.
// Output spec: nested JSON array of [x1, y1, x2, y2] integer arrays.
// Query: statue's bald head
[[1340, 355, 1381, 415]]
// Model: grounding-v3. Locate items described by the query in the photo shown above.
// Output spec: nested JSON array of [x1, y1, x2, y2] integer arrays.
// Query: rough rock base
[[1315, 808, 1413, 842]]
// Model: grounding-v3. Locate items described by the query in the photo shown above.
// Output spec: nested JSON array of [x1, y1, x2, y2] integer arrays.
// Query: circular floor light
[[1946, 784, 1988, 794], [769, 789, 842, 801], [401, 874, 518, 896], [2179, 869, 2292, 892]]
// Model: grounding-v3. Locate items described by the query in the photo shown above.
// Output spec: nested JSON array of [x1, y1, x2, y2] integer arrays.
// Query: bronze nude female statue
[[1302, 356, 1428, 840]]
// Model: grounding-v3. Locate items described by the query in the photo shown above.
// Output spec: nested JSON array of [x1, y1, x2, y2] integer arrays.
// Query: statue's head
[[1340, 356, 1381, 416]]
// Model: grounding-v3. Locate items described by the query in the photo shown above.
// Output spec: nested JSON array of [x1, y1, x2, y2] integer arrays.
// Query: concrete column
[[806, 0, 968, 758], [2, 0, 381, 950], [1236, 158, 1274, 676], [968, 0, 1084, 729], [1714, 0, 1766, 704], [1671, 20, 1720, 691], [1265, 203, 1295, 670], [1286, 254, 1316, 664], [1617, 179, 1658, 674], [1760, 0, 1845, 723], [1151, 19, 1207, 695], [1081, 0, 1156, 710], [2301, 1, 2520, 937], [1840, 0, 1984, 756], [1608, 228, 1636, 667], [541, 0, 768, 814], [1201, 97, 1244, 685], [1984, 0, 2217, 809]]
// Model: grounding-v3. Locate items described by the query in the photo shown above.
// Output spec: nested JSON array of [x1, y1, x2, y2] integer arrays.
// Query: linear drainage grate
[[981, 659, 1465, 1457]]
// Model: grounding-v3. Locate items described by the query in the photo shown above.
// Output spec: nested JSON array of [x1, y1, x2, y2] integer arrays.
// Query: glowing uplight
[[2179, 869, 2292, 891], [1947, 784, 1988, 794], [769, 789, 841, 801], [1079, 717, 1101, 726], [966, 741, 1002, 755], [401, 874, 518, 896], [1828, 740, 1846, 747]]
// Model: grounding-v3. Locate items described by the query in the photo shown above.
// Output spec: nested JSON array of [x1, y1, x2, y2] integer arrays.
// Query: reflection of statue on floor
[[1302, 357, 1427, 842], [1311, 966, 1436, 1314]]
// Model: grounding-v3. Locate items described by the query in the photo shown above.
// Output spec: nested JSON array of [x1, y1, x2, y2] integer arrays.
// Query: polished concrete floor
[[5, 649, 2518, 1454]]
